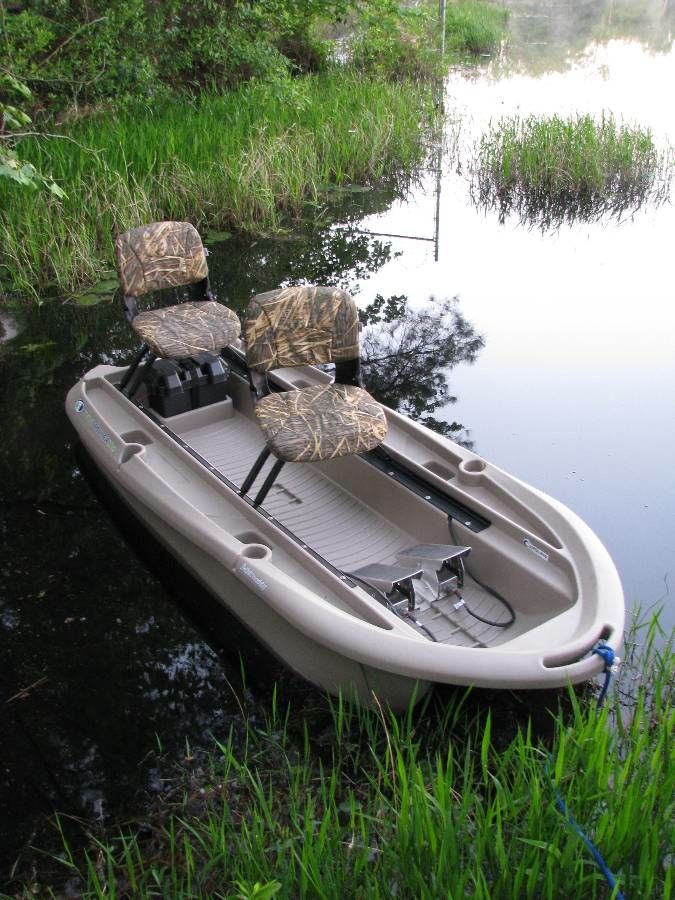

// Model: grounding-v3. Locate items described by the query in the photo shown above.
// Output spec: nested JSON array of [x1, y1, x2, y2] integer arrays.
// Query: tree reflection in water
[[359, 294, 484, 447]]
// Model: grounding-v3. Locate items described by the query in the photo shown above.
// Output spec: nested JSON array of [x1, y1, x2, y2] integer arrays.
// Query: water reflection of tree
[[207, 187, 401, 307], [360, 295, 484, 447], [209, 228, 397, 310]]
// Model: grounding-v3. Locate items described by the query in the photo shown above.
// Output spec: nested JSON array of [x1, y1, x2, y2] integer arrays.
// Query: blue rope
[[592, 642, 619, 707], [549, 642, 625, 899], [551, 779, 625, 900]]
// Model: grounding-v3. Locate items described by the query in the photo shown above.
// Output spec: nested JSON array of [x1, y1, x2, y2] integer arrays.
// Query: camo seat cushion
[[132, 301, 240, 358], [245, 285, 359, 372], [254, 384, 387, 463]]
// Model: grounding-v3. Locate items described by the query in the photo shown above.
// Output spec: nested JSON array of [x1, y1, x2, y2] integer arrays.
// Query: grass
[[30, 611, 673, 899], [471, 113, 673, 227], [0, 1, 513, 303], [347, 0, 508, 81], [444, 0, 509, 56], [0, 74, 436, 301]]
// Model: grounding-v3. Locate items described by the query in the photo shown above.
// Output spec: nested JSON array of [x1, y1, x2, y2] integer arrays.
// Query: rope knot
[[592, 641, 621, 674]]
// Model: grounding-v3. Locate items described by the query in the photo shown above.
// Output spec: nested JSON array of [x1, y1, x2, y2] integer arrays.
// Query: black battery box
[[182, 352, 230, 409], [147, 354, 229, 417]]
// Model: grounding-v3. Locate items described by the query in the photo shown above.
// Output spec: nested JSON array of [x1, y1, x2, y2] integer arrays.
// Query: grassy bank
[[1, 0, 515, 303], [36, 613, 672, 898], [471, 113, 673, 227], [0, 75, 437, 300]]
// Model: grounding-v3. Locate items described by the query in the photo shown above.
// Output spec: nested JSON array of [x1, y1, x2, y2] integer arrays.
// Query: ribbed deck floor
[[185, 413, 515, 647], [187, 413, 405, 573]]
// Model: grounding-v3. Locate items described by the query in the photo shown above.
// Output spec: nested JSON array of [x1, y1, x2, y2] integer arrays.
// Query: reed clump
[[0, 76, 435, 300], [43, 613, 672, 898], [444, 0, 508, 56], [471, 113, 673, 227]]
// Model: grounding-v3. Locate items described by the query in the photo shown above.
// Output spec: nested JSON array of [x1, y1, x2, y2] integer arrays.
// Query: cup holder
[[119, 443, 144, 463], [457, 457, 487, 486], [120, 429, 153, 446], [240, 543, 272, 561]]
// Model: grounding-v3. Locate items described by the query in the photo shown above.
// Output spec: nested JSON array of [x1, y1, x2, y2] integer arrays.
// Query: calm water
[[1, 0, 673, 884], [351, 4, 675, 621]]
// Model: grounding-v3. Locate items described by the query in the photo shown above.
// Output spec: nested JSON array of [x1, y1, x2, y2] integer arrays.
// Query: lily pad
[[318, 183, 373, 196], [20, 341, 56, 353], [71, 275, 118, 306], [204, 230, 232, 244]]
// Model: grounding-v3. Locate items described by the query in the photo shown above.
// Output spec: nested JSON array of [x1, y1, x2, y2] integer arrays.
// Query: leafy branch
[[0, 71, 66, 197]]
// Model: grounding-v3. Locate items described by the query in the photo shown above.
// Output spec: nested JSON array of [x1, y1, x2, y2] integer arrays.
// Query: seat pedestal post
[[119, 346, 157, 398], [240, 449, 286, 508]]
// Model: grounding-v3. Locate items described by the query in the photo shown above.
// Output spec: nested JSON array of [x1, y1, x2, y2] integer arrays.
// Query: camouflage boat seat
[[131, 301, 238, 359], [115, 221, 240, 396], [254, 383, 386, 463], [240, 285, 388, 507]]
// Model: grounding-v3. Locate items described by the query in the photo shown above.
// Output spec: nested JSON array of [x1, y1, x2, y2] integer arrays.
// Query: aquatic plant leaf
[[72, 292, 110, 307], [19, 341, 56, 352], [71, 276, 119, 306], [204, 231, 232, 243]]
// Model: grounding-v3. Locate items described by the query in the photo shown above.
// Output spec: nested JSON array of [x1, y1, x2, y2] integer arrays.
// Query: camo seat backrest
[[244, 285, 360, 373], [115, 221, 209, 298]]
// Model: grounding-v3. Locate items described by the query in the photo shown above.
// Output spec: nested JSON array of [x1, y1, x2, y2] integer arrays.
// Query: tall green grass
[[0, 75, 436, 300], [444, 1, 509, 56], [45, 612, 672, 898], [472, 113, 673, 227]]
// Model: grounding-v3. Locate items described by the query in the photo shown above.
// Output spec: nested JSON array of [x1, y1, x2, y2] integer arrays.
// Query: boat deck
[[184, 411, 517, 648]]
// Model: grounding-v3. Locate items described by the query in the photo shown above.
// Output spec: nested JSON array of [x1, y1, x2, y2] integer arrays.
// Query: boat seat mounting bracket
[[396, 544, 472, 601], [349, 563, 423, 611]]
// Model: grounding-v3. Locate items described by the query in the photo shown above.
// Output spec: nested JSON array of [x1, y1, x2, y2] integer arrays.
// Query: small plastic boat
[[66, 222, 624, 709]]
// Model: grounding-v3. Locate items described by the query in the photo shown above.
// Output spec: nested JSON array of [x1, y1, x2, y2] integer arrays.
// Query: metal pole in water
[[434, 0, 447, 261], [439, 0, 446, 59]]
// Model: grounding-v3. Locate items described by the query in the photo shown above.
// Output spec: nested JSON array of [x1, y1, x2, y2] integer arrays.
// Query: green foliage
[[0, 148, 64, 196], [347, 0, 508, 79], [1, 0, 358, 109], [0, 72, 66, 196], [0, 0, 461, 300], [444, 0, 508, 56], [349, 0, 441, 80], [472, 113, 673, 227], [0, 74, 436, 298], [253, 0, 354, 72], [32, 612, 674, 898]]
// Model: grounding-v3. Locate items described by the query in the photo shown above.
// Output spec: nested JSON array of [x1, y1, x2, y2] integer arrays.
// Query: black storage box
[[147, 354, 229, 417], [146, 359, 195, 417], [185, 352, 230, 409]]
